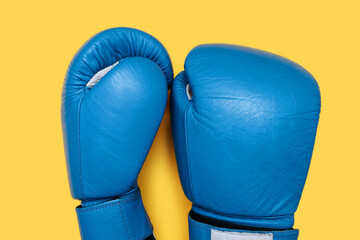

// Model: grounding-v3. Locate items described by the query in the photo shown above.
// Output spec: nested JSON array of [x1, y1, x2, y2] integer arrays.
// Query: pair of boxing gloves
[[61, 28, 320, 240]]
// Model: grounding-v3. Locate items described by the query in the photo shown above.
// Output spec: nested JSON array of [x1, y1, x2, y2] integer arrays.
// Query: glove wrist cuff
[[189, 211, 299, 240], [76, 188, 153, 240]]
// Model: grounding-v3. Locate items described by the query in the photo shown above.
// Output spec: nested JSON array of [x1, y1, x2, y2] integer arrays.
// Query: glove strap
[[189, 213, 299, 240], [76, 188, 153, 240]]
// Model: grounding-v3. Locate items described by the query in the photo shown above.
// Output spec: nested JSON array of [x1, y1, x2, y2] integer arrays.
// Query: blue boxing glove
[[61, 28, 173, 240], [171, 44, 320, 240]]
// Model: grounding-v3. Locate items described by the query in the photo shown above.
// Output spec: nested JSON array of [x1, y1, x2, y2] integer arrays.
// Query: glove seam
[[77, 92, 86, 198], [192, 206, 294, 220], [184, 100, 195, 202], [76, 194, 139, 213], [119, 204, 131, 240]]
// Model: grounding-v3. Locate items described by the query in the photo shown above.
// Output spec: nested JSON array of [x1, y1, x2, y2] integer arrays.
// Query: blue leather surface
[[62, 28, 173, 200], [171, 44, 321, 232], [62, 28, 173, 239]]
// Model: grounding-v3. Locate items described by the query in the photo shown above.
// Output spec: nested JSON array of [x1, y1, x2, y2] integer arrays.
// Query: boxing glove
[[171, 44, 320, 240], [61, 28, 173, 240]]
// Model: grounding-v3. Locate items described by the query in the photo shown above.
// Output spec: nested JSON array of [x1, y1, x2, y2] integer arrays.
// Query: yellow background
[[1, 0, 359, 239]]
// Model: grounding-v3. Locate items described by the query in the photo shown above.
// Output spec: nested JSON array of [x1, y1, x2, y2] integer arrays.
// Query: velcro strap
[[76, 189, 153, 240], [189, 214, 299, 240]]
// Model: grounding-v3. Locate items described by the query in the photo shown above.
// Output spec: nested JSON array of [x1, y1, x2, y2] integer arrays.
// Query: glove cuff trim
[[192, 205, 294, 230], [189, 210, 293, 232]]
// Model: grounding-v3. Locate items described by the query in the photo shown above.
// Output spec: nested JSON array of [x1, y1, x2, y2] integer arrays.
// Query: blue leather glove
[[171, 44, 320, 240], [61, 27, 173, 240]]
